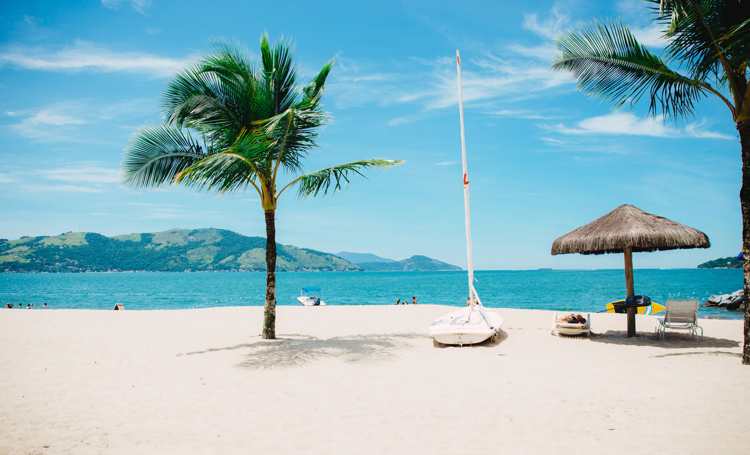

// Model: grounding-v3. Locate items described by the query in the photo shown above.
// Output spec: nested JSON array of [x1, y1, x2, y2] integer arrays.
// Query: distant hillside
[[337, 251, 395, 264], [698, 256, 742, 269], [0, 229, 360, 272], [354, 254, 461, 272]]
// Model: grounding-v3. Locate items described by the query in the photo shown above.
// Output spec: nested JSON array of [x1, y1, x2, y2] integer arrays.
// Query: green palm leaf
[[123, 126, 208, 188], [280, 159, 404, 197], [554, 22, 708, 117], [260, 34, 298, 114]]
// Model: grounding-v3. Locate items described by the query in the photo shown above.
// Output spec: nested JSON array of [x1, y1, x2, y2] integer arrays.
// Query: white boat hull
[[429, 306, 503, 346], [297, 296, 326, 306]]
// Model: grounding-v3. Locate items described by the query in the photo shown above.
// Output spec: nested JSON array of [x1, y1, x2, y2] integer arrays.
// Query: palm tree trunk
[[738, 120, 750, 365], [262, 209, 277, 340]]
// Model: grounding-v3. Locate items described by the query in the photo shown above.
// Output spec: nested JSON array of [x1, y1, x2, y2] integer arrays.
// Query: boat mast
[[455, 49, 476, 306]]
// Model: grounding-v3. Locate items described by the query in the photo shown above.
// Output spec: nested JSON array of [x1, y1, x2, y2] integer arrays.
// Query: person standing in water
[[412, 296, 417, 305]]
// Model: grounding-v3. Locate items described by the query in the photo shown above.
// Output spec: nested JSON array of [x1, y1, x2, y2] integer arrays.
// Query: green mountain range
[[0, 229, 461, 273], [0, 229, 359, 272], [337, 251, 461, 272], [697, 256, 742, 269]]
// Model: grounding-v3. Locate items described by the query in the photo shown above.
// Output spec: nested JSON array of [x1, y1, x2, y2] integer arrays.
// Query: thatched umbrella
[[551, 204, 710, 337]]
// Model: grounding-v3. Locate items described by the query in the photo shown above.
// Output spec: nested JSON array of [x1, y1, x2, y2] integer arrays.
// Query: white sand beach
[[1, 305, 748, 454]]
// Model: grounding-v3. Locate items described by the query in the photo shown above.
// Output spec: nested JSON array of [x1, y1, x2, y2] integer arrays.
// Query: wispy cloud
[[486, 109, 556, 120], [0, 40, 194, 77], [6, 99, 158, 142], [522, 8, 570, 40], [4, 163, 123, 193], [22, 184, 104, 193], [38, 165, 122, 185], [8, 104, 87, 142], [547, 112, 733, 140], [416, 54, 574, 110], [101, 0, 152, 15], [631, 23, 668, 48], [127, 202, 200, 220], [435, 160, 458, 166]]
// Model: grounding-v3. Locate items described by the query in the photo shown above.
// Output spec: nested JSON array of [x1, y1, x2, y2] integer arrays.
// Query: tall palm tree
[[123, 35, 401, 339], [552, 0, 750, 364]]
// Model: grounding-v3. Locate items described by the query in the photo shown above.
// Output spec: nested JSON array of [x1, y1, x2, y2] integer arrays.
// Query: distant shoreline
[[0, 267, 740, 274]]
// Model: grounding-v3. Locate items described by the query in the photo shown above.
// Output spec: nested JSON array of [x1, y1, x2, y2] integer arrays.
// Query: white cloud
[[506, 43, 559, 61], [486, 109, 555, 120], [22, 184, 104, 193], [127, 202, 191, 220], [522, 8, 570, 40], [548, 112, 733, 140], [39, 165, 122, 184], [3, 163, 123, 193], [631, 23, 668, 48], [7, 99, 158, 142], [386, 114, 422, 127], [435, 160, 458, 166], [0, 41, 194, 77], [9, 104, 87, 142], [101, 0, 152, 15], [419, 53, 574, 110]]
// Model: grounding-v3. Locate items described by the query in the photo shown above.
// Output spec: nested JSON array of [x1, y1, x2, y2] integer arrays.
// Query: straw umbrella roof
[[551, 204, 710, 256]]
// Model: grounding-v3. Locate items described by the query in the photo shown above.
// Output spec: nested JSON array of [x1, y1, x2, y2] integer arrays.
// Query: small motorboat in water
[[297, 287, 326, 306]]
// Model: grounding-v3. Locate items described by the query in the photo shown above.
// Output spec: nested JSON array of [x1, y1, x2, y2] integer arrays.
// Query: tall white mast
[[455, 49, 477, 306]]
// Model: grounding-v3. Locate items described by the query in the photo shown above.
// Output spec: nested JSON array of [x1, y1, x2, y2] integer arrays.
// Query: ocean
[[0, 269, 743, 319]]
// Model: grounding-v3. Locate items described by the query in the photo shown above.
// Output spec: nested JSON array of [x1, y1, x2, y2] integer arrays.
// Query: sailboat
[[428, 50, 503, 346]]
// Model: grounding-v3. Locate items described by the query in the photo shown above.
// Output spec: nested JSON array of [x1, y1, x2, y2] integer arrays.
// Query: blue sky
[[0, 0, 740, 269]]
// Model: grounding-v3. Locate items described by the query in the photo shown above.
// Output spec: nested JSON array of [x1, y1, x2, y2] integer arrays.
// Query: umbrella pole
[[624, 247, 636, 337]]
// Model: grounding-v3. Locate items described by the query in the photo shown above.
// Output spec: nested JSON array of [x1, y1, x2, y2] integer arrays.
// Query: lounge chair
[[553, 313, 591, 336], [655, 299, 703, 339]]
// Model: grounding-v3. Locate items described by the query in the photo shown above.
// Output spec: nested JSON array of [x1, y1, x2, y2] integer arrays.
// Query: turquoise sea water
[[0, 269, 743, 319]]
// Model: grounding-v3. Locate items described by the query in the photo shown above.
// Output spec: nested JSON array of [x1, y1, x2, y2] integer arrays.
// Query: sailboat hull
[[429, 306, 503, 346]]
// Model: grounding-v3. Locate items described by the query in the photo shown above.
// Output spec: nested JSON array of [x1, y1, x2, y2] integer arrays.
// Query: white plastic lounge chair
[[553, 313, 591, 336], [655, 299, 703, 339]]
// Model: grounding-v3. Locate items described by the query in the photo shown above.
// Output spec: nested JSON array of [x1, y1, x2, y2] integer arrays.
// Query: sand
[[1, 305, 748, 454]]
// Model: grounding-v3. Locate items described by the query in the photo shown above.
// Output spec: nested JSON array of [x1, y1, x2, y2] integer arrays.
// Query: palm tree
[[123, 35, 401, 339], [552, 0, 750, 364]]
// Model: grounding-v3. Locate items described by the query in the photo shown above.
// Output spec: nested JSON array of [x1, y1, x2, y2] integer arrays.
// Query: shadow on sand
[[588, 330, 739, 349], [181, 333, 426, 368]]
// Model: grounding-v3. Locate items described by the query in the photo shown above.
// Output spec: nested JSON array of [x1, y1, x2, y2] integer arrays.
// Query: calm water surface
[[0, 269, 742, 319]]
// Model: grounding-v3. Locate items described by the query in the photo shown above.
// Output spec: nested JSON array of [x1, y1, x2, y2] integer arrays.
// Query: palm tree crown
[[553, 0, 747, 120], [124, 35, 400, 209]]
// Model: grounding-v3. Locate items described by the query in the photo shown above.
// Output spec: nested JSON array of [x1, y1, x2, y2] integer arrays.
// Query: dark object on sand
[[114, 303, 124, 311], [559, 313, 587, 324]]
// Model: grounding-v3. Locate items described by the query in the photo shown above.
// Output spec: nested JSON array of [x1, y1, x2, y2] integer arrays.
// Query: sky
[[0, 0, 741, 269]]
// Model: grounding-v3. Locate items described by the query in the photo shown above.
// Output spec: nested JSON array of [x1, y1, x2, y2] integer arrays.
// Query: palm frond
[[261, 107, 327, 174], [163, 66, 243, 144], [554, 22, 708, 117], [300, 61, 333, 108], [280, 159, 403, 198], [260, 34, 298, 114], [123, 126, 208, 188], [175, 129, 273, 193]]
